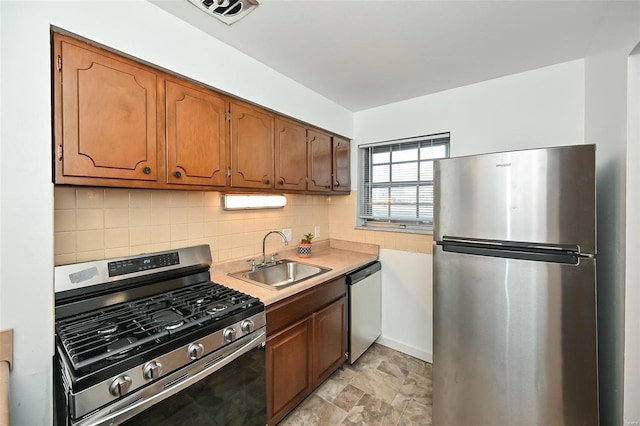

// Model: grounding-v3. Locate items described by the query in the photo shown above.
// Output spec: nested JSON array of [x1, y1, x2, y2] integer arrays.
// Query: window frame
[[356, 132, 450, 234]]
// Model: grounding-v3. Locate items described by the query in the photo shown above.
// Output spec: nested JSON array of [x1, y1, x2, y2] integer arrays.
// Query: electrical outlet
[[282, 228, 293, 242], [314, 225, 320, 238]]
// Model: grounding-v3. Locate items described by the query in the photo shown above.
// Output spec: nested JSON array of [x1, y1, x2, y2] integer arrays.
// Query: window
[[358, 133, 450, 233]]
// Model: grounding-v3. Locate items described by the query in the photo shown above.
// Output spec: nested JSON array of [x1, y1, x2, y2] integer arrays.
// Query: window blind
[[358, 133, 450, 233]]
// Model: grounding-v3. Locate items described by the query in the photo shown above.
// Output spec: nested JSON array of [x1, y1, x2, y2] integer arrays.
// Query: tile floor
[[279, 344, 433, 426]]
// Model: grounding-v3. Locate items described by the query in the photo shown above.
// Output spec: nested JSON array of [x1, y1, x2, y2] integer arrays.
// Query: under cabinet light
[[222, 194, 287, 210]]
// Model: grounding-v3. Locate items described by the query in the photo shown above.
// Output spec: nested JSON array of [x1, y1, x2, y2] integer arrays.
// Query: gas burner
[[96, 322, 118, 340], [152, 310, 185, 330], [206, 303, 228, 315], [194, 296, 212, 306], [229, 295, 246, 305], [106, 337, 139, 360]]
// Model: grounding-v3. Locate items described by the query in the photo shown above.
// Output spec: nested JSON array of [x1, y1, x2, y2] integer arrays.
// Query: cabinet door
[[312, 296, 346, 385], [307, 129, 332, 192], [333, 137, 351, 193], [165, 80, 227, 186], [230, 102, 274, 189], [266, 318, 313, 425], [274, 118, 307, 191], [54, 35, 157, 182]]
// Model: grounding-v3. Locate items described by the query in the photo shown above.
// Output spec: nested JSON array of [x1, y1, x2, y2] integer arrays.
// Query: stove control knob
[[223, 327, 237, 342], [240, 319, 254, 333], [143, 361, 163, 380], [187, 342, 205, 360], [109, 375, 132, 397]]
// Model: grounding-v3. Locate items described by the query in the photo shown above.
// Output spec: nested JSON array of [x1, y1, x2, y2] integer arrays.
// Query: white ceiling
[[150, 0, 614, 112]]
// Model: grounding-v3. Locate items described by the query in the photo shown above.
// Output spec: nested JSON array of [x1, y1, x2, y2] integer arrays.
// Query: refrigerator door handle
[[441, 242, 580, 264], [440, 236, 582, 254]]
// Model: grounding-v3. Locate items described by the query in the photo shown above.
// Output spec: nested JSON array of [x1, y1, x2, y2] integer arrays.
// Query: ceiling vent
[[187, 0, 260, 25]]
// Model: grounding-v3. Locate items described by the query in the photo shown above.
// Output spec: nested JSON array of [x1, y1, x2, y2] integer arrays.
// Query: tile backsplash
[[54, 187, 432, 265], [54, 187, 330, 265]]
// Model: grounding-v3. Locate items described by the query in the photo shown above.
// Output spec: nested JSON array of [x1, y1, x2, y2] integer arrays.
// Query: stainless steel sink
[[229, 259, 331, 290]]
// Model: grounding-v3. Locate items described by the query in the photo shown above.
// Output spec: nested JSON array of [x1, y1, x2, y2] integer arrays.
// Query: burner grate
[[56, 302, 164, 370], [55, 281, 261, 372]]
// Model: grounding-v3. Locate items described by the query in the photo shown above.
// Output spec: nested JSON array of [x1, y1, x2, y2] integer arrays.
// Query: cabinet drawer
[[266, 276, 346, 336]]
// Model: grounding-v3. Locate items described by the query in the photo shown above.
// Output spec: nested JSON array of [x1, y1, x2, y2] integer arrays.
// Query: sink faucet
[[261, 231, 289, 265]]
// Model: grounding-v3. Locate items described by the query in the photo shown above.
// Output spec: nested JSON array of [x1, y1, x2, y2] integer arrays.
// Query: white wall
[[0, 2, 351, 424], [354, 60, 586, 367], [1, 4, 56, 425], [583, 2, 640, 425], [353, 59, 585, 159], [0, 0, 3, 323], [377, 249, 432, 362], [625, 43, 640, 426]]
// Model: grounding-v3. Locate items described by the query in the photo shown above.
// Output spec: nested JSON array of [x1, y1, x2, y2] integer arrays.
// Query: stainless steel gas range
[[53, 245, 266, 425]]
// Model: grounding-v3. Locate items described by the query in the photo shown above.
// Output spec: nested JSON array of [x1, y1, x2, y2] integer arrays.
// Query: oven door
[[75, 331, 266, 426]]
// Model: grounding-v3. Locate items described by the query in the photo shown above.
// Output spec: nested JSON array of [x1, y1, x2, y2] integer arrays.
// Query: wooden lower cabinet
[[266, 277, 347, 425], [313, 297, 347, 385], [266, 318, 313, 424]]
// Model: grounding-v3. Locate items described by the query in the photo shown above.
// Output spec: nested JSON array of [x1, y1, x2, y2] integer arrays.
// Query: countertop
[[210, 239, 379, 306]]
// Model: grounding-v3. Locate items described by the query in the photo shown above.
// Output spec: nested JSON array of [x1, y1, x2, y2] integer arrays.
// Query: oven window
[[122, 345, 266, 425]]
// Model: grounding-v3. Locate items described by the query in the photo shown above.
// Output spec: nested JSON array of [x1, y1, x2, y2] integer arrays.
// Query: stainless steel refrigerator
[[433, 144, 598, 425]]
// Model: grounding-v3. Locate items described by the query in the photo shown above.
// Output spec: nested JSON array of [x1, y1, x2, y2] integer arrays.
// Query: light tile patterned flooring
[[280, 344, 433, 426]]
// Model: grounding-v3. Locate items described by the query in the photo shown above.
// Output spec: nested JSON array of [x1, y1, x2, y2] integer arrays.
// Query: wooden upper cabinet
[[307, 129, 332, 192], [53, 34, 157, 183], [165, 79, 227, 187], [53, 33, 350, 194], [230, 102, 274, 189], [274, 118, 307, 191], [333, 136, 351, 192]]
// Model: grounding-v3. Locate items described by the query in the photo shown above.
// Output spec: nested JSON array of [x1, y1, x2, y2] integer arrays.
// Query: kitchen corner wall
[[583, 3, 640, 425], [350, 58, 588, 364], [54, 187, 330, 266], [329, 191, 434, 362], [328, 192, 433, 253]]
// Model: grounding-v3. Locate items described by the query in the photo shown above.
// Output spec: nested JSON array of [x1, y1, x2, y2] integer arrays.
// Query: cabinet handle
[[174, 171, 182, 178], [264, 179, 270, 185], [143, 167, 152, 175], [325, 185, 331, 189], [335, 182, 340, 187], [279, 179, 284, 185]]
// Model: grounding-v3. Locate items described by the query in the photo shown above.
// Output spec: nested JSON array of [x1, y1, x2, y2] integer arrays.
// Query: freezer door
[[434, 144, 596, 254], [433, 245, 598, 425]]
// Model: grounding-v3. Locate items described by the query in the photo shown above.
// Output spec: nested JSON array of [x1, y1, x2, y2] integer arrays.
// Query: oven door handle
[[81, 330, 266, 426]]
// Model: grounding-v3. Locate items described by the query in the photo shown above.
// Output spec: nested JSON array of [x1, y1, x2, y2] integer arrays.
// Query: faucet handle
[[247, 257, 256, 271], [270, 252, 278, 263]]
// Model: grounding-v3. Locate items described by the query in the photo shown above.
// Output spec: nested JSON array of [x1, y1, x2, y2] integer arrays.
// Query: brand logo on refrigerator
[[495, 163, 512, 168]]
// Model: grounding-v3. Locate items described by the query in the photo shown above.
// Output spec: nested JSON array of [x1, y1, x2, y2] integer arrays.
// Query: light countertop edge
[[210, 239, 379, 306]]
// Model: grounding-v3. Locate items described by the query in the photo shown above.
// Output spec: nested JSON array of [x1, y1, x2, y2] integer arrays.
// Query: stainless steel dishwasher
[[347, 261, 382, 364]]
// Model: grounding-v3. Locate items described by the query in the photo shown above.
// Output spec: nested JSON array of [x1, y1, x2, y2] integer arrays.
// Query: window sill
[[354, 225, 433, 236]]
